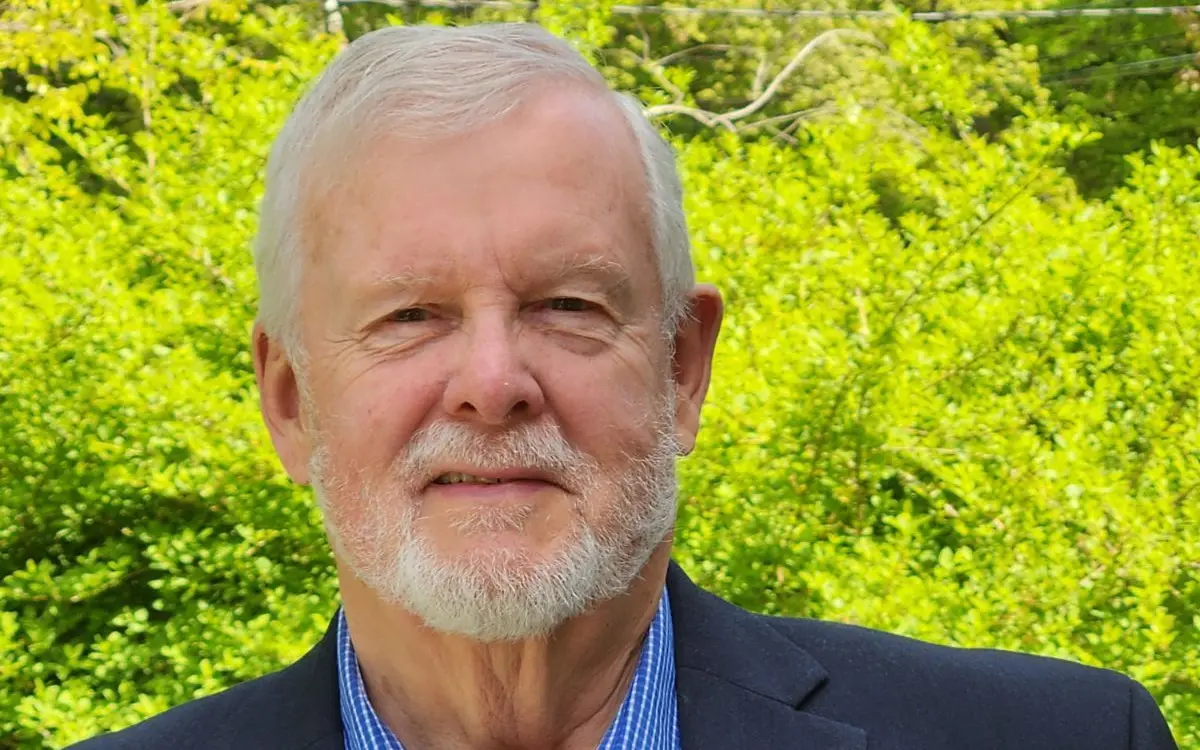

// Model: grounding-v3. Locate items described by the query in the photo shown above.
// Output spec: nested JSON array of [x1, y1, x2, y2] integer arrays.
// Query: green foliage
[[1013, 4, 1200, 196], [1, 1, 342, 744], [674, 120, 1200, 742], [1, 1, 1196, 747]]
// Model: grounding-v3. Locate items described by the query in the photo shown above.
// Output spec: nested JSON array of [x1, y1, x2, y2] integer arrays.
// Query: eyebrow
[[359, 254, 637, 309], [369, 269, 435, 291], [538, 254, 636, 309], [357, 269, 436, 307]]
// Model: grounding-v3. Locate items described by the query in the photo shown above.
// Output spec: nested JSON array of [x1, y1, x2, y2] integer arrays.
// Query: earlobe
[[252, 323, 312, 485], [670, 285, 724, 455], [673, 401, 700, 455]]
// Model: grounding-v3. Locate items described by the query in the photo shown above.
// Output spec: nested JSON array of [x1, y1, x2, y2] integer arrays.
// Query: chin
[[352, 523, 645, 641], [425, 523, 586, 586]]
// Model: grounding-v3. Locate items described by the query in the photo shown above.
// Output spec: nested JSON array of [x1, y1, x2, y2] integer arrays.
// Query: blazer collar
[[667, 562, 868, 750]]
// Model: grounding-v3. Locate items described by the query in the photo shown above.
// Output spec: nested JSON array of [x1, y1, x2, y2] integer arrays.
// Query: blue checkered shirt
[[336, 590, 681, 749]]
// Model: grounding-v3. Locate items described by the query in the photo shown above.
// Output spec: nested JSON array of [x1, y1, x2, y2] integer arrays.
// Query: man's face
[[256, 85, 721, 640]]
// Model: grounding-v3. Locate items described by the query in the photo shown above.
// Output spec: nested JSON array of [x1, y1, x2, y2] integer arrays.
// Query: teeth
[[436, 472, 505, 485]]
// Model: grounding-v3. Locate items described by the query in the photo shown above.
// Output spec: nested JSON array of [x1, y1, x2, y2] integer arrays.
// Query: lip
[[424, 478, 562, 501], [424, 467, 565, 491]]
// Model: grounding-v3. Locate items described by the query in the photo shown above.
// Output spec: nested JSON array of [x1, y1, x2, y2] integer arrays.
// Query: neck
[[339, 545, 672, 750]]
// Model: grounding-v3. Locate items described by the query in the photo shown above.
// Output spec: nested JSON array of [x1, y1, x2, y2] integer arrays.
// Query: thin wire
[[1040, 31, 1193, 64], [1042, 51, 1198, 82], [334, 1, 1200, 21]]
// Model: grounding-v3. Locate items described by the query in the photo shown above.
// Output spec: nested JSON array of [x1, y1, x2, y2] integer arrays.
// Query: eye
[[388, 308, 432, 323], [544, 297, 592, 312]]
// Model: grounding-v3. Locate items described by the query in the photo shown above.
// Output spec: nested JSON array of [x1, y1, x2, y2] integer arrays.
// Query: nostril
[[444, 366, 544, 425], [510, 398, 542, 419]]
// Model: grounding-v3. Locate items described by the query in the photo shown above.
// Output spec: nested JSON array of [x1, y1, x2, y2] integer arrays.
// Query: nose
[[442, 316, 545, 426]]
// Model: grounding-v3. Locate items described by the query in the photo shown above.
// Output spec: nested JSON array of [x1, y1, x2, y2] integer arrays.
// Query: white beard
[[308, 397, 679, 642]]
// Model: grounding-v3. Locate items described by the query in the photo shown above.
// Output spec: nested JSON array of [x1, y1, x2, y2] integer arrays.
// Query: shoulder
[[770, 612, 1128, 691], [68, 671, 289, 750], [763, 613, 1175, 748], [68, 621, 342, 750]]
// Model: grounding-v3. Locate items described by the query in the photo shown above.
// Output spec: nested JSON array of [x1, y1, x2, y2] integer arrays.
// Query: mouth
[[427, 469, 564, 491]]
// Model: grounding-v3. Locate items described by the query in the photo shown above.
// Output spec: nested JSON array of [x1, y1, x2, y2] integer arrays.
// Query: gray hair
[[253, 23, 694, 358]]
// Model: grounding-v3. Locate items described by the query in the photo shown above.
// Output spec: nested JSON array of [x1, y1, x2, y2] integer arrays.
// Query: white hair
[[253, 23, 694, 358]]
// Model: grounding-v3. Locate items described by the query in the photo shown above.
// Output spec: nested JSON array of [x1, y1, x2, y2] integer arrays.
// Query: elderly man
[[75, 22, 1177, 750]]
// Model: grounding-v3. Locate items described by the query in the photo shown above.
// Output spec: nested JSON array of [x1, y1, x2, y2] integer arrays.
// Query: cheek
[[544, 364, 666, 466], [314, 362, 439, 467], [316, 442, 416, 547]]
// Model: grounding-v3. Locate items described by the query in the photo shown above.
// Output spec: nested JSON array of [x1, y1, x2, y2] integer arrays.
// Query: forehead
[[302, 84, 657, 301]]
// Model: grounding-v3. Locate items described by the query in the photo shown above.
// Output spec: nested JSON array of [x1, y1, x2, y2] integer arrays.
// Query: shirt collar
[[337, 589, 680, 750]]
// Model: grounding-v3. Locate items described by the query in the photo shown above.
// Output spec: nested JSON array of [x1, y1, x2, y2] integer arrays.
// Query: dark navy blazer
[[74, 562, 1179, 749]]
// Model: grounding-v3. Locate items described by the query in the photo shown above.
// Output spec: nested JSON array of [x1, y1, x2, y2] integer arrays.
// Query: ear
[[670, 284, 723, 455], [253, 322, 313, 485]]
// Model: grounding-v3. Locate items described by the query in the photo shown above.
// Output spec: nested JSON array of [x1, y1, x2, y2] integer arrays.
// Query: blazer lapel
[[667, 563, 867, 750]]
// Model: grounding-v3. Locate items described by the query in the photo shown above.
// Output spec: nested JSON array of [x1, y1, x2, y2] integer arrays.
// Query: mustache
[[396, 420, 597, 490]]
